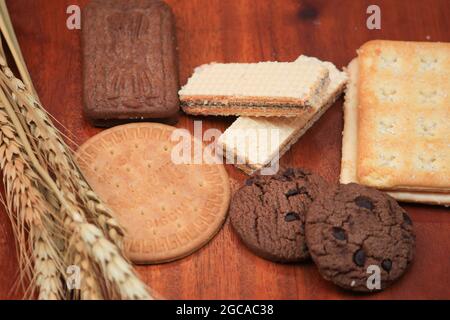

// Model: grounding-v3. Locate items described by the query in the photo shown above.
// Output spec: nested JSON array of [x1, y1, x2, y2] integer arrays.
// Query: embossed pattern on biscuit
[[83, 0, 180, 121], [76, 123, 230, 264], [105, 12, 156, 108]]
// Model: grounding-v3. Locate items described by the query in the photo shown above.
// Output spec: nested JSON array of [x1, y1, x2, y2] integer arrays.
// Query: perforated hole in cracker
[[418, 89, 440, 104], [419, 56, 439, 71], [416, 154, 438, 171], [378, 152, 399, 168], [378, 118, 396, 135], [416, 118, 438, 137], [378, 87, 398, 102], [380, 55, 399, 69]]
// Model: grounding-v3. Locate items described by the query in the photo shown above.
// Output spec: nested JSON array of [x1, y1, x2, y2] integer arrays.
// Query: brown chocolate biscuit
[[83, 0, 180, 126], [230, 168, 328, 263], [305, 183, 415, 292]]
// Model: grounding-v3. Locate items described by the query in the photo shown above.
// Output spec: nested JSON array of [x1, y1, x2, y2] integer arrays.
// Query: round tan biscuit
[[76, 123, 230, 264]]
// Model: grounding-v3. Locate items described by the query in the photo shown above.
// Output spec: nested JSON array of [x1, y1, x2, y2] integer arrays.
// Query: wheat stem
[[0, 0, 36, 94]]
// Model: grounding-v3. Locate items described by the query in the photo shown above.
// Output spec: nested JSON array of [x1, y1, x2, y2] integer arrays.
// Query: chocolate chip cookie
[[230, 168, 328, 263], [305, 183, 415, 292]]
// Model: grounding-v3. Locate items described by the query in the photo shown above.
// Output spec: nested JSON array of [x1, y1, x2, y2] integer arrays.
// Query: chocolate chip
[[382, 259, 392, 271], [355, 196, 374, 210], [353, 249, 366, 267], [332, 227, 347, 241], [276, 175, 289, 182], [284, 168, 295, 177], [285, 212, 300, 222], [245, 179, 254, 186], [285, 188, 299, 197], [402, 212, 413, 225]]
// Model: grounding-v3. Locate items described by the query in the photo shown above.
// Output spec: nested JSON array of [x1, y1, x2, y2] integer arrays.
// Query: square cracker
[[341, 57, 450, 206], [356, 40, 450, 192]]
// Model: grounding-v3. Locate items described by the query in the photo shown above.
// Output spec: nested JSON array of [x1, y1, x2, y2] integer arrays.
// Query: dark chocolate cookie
[[305, 183, 415, 292], [230, 168, 328, 263]]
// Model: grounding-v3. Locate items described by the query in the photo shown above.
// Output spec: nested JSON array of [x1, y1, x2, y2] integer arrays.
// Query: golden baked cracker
[[357, 40, 450, 192], [341, 57, 450, 206], [76, 123, 230, 264]]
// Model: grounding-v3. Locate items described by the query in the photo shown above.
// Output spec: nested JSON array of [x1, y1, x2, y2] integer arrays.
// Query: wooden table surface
[[0, 0, 449, 300]]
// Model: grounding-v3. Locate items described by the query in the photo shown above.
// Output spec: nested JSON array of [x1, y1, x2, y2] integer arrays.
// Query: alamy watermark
[[63, 262, 382, 291], [366, 265, 381, 290], [367, 5, 381, 30], [349, 265, 382, 290], [66, 5, 81, 30], [67, 4, 382, 32], [66, 265, 81, 290], [170, 121, 280, 175]]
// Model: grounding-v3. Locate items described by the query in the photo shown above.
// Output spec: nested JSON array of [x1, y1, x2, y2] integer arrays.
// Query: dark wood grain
[[1, 0, 449, 300]]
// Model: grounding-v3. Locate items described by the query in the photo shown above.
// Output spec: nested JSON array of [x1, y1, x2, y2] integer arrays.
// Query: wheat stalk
[[0, 107, 64, 299], [0, 0, 124, 248], [2, 78, 152, 299], [14, 85, 125, 247], [1, 71, 152, 299], [0, 2, 155, 300]]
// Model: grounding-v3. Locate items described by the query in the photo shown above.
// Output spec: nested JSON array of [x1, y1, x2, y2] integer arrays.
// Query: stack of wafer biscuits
[[180, 56, 348, 174], [217, 57, 348, 174], [341, 40, 450, 206]]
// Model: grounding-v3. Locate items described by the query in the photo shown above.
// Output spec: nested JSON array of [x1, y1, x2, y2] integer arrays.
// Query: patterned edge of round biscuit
[[75, 123, 231, 264]]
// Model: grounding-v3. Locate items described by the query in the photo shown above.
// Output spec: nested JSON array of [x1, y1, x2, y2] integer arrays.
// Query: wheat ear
[[33, 228, 64, 300], [0, 107, 64, 299], [24, 97, 124, 247], [69, 236, 104, 300]]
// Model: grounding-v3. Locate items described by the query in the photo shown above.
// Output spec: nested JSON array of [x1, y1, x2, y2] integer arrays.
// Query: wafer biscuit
[[357, 40, 450, 192], [218, 56, 348, 174], [76, 123, 231, 264], [341, 58, 450, 206], [179, 59, 330, 117]]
